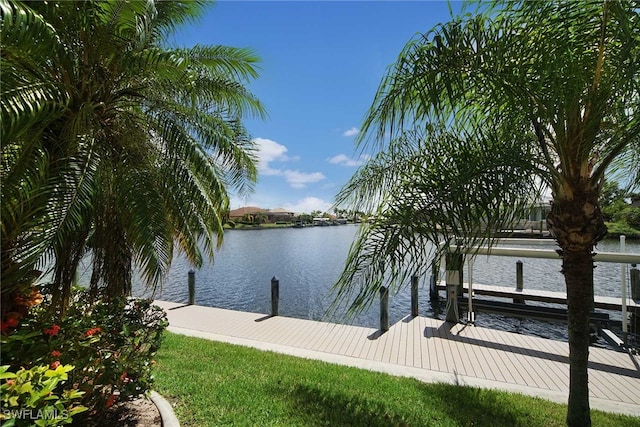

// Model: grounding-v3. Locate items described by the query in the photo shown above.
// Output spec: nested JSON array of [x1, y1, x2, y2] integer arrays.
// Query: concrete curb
[[150, 391, 180, 427]]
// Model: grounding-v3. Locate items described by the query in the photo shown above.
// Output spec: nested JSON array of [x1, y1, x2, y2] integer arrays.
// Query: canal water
[[131, 224, 640, 346]]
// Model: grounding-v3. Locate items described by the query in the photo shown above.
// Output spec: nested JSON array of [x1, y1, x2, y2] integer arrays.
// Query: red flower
[[43, 324, 61, 337], [1, 319, 16, 334], [105, 393, 117, 409], [5, 379, 15, 386], [50, 350, 62, 358], [84, 327, 101, 337], [50, 361, 61, 370]]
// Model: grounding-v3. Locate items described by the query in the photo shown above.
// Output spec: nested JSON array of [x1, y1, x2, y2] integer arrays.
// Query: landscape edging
[[150, 391, 180, 427]]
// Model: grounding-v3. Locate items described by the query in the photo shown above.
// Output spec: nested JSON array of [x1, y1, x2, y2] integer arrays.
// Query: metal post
[[411, 275, 419, 317], [188, 269, 195, 305], [271, 276, 279, 316], [621, 236, 628, 342], [467, 256, 474, 323], [631, 264, 639, 301], [514, 260, 524, 304], [380, 286, 389, 332]]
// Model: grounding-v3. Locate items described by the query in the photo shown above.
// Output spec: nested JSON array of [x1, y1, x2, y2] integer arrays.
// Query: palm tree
[[254, 212, 268, 225], [1, 0, 264, 314], [333, 2, 639, 426]]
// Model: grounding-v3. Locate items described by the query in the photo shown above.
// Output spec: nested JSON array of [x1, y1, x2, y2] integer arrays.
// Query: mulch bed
[[81, 397, 161, 427]]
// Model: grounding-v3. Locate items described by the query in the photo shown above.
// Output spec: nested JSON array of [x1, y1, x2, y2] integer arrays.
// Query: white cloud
[[283, 197, 333, 214], [327, 153, 371, 167], [249, 137, 332, 189], [283, 170, 326, 189], [343, 127, 359, 137], [253, 137, 322, 187], [253, 137, 291, 175], [328, 154, 349, 164]]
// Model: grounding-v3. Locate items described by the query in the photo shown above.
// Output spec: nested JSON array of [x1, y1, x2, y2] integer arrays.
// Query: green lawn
[[153, 332, 639, 426]]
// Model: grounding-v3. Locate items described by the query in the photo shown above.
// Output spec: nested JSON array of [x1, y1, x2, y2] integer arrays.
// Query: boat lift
[[435, 237, 640, 347]]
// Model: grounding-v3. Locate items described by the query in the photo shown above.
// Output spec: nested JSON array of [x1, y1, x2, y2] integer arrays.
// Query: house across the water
[[229, 206, 295, 224]]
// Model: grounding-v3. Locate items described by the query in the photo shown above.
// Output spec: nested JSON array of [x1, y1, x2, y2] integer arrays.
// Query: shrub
[[601, 199, 629, 222], [623, 207, 640, 228], [1, 364, 87, 426], [604, 221, 640, 239], [1, 290, 168, 422]]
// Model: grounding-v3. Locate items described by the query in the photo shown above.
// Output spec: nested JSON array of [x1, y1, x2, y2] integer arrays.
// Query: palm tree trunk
[[547, 185, 606, 427], [563, 248, 593, 427]]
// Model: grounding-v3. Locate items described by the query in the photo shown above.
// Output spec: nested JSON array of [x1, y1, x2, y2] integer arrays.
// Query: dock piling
[[271, 276, 279, 316], [515, 261, 524, 304], [631, 264, 639, 301], [429, 259, 439, 300], [380, 286, 389, 332], [411, 275, 419, 317], [188, 270, 195, 305]]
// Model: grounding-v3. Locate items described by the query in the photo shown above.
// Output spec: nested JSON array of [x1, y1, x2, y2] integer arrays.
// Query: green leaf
[[17, 382, 33, 394], [67, 405, 88, 416], [0, 372, 17, 380]]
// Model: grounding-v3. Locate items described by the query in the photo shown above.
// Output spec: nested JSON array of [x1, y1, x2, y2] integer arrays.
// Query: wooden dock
[[153, 300, 640, 416]]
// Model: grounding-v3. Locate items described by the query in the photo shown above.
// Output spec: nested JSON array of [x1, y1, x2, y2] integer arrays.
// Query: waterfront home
[[268, 208, 296, 223], [229, 206, 295, 224]]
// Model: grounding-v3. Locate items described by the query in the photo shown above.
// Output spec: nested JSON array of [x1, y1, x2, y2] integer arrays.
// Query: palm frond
[[1, 0, 262, 310], [333, 123, 541, 317]]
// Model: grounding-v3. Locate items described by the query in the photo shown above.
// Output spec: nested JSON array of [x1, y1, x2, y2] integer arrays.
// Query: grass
[[153, 332, 639, 426]]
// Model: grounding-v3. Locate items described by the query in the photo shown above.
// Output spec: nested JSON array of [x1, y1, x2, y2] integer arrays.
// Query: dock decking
[[153, 300, 640, 416]]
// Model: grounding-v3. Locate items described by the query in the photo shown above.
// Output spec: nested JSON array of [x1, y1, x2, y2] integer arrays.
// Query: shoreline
[[224, 223, 640, 239]]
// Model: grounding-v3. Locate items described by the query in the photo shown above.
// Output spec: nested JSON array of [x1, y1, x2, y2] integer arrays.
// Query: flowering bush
[[1, 288, 44, 335], [1, 289, 168, 423]]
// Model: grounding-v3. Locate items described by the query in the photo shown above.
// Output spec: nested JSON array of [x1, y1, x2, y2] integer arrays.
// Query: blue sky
[[173, 1, 463, 213]]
